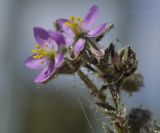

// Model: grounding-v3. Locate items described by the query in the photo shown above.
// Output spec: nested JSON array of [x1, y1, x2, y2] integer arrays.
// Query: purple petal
[[55, 53, 64, 68], [48, 31, 65, 47], [74, 38, 85, 55], [34, 61, 55, 84], [90, 47, 104, 57], [56, 18, 74, 36], [56, 18, 68, 27], [64, 35, 74, 46], [45, 39, 58, 51], [25, 55, 48, 69], [33, 27, 50, 46], [83, 5, 99, 31], [87, 23, 107, 37]]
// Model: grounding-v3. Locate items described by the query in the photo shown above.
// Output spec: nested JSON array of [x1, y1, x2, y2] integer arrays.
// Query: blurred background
[[0, 0, 160, 133]]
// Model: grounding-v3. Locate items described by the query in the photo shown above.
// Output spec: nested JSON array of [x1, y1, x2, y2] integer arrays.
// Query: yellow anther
[[36, 44, 40, 49], [72, 22, 78, 30], [39, 55, 43, 58], [77, 17, 82, 23], [65, 22, 72, 27], [66, 15, 83, 35], [32, 42, 58, 61], [39, 48, 43, 53], [41, 51, 47, 56], [70, 16, 75, 22], [33, 55, 39, 59], [32, 49, 37, 53]]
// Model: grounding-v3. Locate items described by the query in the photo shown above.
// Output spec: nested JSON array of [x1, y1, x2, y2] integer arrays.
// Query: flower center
[[65, 16, 84, 35], [32, 44, 57, 61]]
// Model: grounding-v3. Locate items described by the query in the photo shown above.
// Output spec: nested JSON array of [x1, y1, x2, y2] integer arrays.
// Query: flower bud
[[122, 72, 144, 94]]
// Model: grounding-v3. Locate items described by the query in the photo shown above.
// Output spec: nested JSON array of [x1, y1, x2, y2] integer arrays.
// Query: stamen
[[32, 49, 37, 53], [65, 22, 72, 27], [33, 55, 39, 59], [39, 48, 43, 53], [77, 17, 82, 23], [70, 16, 75, 22], [39, 55, 43, 58], [32, 43, 57, 60], [36, 44, 40, 49], [40, 61, 44, 64], [72, 22, 78, 33], [66, 15, 83, 34]]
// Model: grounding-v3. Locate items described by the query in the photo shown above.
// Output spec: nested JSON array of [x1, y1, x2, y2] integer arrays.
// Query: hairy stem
[[77, 69, 98, 94]]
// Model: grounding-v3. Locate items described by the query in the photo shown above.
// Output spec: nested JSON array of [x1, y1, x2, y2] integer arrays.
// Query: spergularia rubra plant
[[25, 5, 160, 133]]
